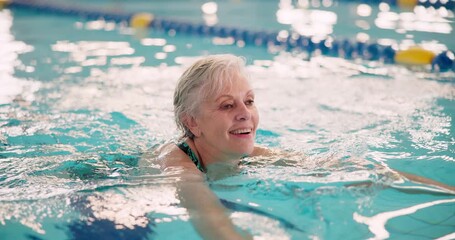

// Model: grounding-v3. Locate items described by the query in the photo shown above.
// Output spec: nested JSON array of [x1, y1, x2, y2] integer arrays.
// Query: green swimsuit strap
[[176, 141, 205, 172]]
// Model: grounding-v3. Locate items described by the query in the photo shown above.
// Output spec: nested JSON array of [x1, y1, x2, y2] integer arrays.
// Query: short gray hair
[[173, 54, 248, 138]]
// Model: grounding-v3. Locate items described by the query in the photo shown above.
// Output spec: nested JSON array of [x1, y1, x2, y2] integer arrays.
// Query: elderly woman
[[155, 54, 265, 240], [155, 54, 454, 240], [158, 54, 269, 174]]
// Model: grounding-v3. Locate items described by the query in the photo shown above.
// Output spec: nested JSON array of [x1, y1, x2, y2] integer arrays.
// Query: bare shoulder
[[251, 145, 276, 156], [156, 142, 199, 171], [250, 146, 307, 167], [251, 145, 291, 157]]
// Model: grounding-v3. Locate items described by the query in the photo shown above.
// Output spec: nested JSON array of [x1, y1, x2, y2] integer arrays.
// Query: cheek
[[201, 113, 228, 131], [253, 108, 259, 123]]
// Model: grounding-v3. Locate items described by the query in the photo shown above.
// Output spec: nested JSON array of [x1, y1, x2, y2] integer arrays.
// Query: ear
[[184, 115, 201, 137]]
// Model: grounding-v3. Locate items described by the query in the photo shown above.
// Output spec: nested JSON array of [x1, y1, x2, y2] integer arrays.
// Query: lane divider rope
[[6, 0, 454, 72]]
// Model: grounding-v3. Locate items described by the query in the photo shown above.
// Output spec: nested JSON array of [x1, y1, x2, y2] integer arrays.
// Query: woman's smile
[[229, 127, 254, 138]]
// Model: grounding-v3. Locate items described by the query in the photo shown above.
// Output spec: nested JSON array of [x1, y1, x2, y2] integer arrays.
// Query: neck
[[189, 138, 242, 167]]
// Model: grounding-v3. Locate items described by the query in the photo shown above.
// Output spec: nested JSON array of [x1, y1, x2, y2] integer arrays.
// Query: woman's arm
[[158, 145, 251, 240], [393, 169, 455, 193], [252, 146, 455, 194], [173, 168, 251, 240]]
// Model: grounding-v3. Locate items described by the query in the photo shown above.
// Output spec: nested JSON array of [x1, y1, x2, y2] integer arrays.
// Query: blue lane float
[[348, 0, 454, 10], [6, 0, 455, 72], [432, 51, 455, 72]]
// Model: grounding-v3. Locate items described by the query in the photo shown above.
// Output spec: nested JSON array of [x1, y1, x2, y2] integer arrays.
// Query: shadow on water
[[65, 194, 156, 240], [65, 219, 155, 240]]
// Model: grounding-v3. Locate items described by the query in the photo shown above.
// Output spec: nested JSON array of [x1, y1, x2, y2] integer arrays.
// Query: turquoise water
[[1, 1, 455, 240]]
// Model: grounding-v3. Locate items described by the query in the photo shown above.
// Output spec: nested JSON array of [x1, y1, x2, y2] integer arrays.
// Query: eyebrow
[[215, 90, 254, 102]]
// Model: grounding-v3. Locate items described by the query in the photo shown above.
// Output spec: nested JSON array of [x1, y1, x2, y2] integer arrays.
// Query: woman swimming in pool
[[155, 54, 454, 240], [155, 54, 267, 239], [159, 54, 269, 173]]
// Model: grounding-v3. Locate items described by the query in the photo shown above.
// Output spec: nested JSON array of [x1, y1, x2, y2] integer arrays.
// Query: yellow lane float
[[394, 46, 435, 66], [130, 12, 154, 29], [397, 0, 418, 9], [0, 0, 10, 9]]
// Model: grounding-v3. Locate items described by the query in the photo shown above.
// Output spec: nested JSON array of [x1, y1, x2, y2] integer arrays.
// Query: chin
[[234, 144, 255, 156]]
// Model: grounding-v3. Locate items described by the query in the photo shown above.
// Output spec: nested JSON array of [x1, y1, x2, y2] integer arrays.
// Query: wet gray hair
[[174, 54, 249, 138]]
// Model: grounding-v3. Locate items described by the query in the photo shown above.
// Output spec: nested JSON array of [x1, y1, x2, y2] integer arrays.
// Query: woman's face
[[190, 73, 259, 160]]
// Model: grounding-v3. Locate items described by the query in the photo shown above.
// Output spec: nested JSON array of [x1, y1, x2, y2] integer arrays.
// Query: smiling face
[[188, 72, 259, 163]]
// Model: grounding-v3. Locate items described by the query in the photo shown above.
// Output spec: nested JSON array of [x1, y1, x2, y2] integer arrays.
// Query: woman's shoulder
[[250, 146, 290, 157], [156, 141, 200, 172], [251, 145, 280, 157], [249, 145, 308, 167]]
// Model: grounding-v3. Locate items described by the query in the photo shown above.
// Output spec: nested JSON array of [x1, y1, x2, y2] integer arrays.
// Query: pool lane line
[[350, 0, 454, 10], [7, 0, 454, 72], [353, 198, 455, 239]]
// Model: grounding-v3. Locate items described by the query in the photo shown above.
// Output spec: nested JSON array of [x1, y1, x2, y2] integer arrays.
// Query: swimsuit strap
[[176, 141, 205, 172]]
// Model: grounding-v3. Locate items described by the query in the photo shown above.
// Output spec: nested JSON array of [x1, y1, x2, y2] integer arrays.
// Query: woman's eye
[[221, 104, 234, 110], [246, 99, 255, 106]]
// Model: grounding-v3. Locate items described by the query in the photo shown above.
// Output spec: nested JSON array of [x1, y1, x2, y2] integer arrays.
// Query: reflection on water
[[277, 0, 453, 52], [201, 1, 218, 26], [0, 184, 184, 236], [84, 186, 184, 230], [278, 0, 337, 37], [354, 198, 455, 239], [0, 10, 38, 106], [375, 5, 452, 34]]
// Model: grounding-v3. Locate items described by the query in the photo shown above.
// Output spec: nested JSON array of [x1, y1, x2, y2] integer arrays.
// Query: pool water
[[1, 1, 455, 240]]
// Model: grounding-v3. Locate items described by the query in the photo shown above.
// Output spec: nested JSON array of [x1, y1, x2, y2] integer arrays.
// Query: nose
[[235, 102, 251, 121]]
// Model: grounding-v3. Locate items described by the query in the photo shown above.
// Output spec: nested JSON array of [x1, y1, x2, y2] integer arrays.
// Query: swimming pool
[[1, 0, 454, 239]]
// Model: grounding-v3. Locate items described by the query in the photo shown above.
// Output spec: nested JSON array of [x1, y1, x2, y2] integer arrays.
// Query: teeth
[[230, 128, 251, 134]]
